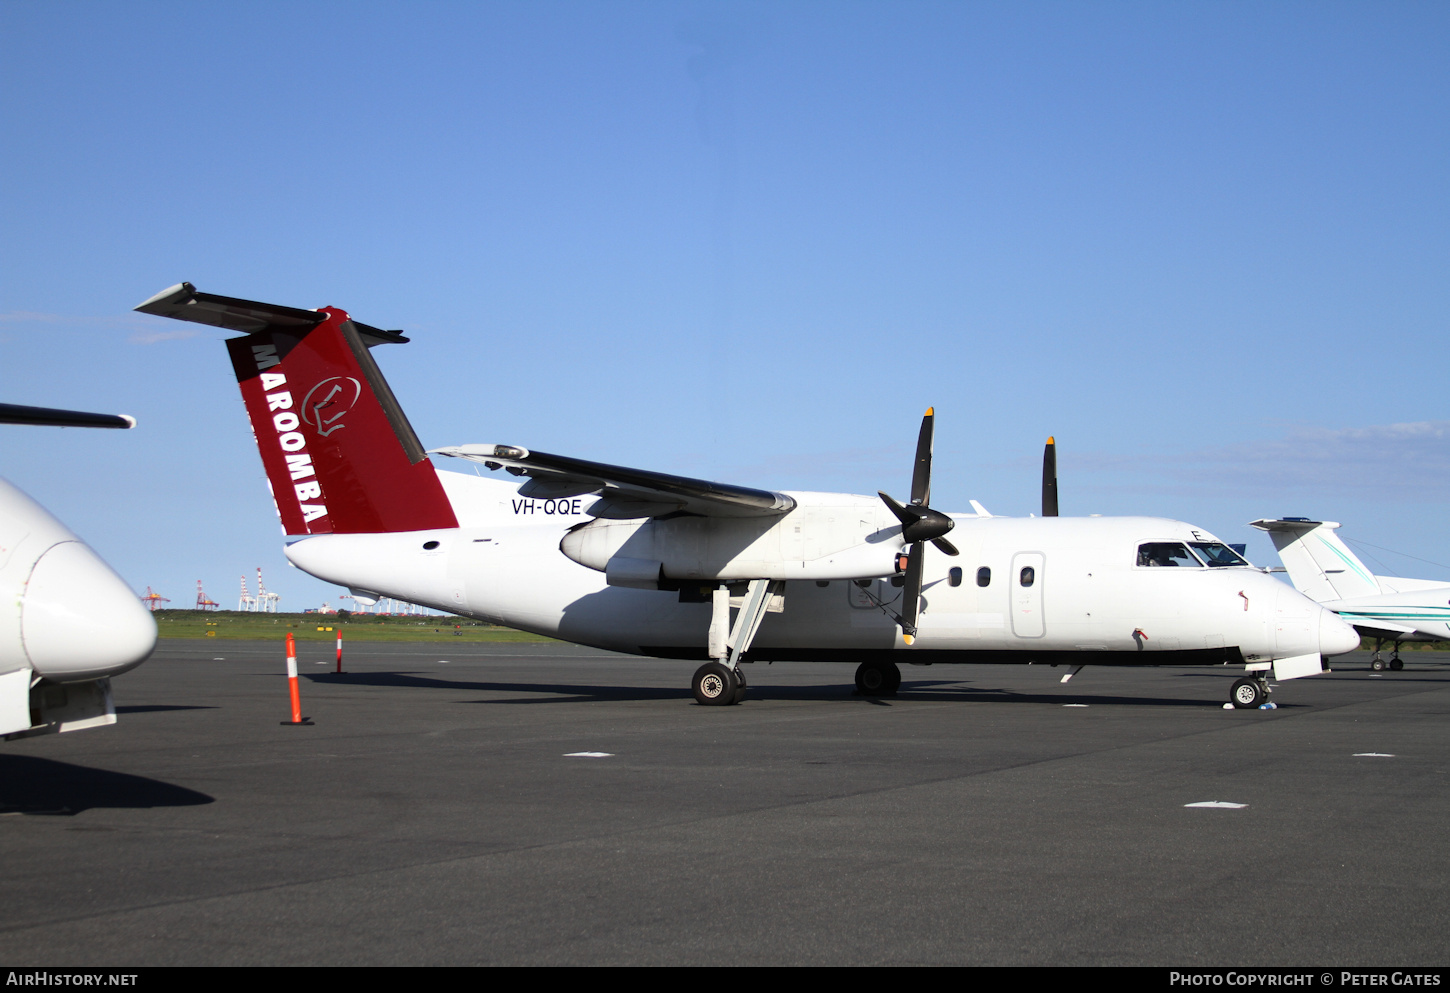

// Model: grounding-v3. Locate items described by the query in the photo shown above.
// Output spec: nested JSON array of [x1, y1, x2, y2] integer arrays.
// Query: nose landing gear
[[854, 660, 902, 697]]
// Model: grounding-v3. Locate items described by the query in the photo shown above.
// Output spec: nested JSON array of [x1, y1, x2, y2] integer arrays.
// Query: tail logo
[[302, 377, 362, 437]]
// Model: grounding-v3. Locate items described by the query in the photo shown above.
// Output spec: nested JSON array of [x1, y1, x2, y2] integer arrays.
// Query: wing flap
[[432, 444, 795, 519]]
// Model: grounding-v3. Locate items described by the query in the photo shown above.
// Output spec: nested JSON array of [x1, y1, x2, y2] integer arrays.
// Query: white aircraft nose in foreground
[[138, 282, 1357, 710], [0, 403, 158, 738]]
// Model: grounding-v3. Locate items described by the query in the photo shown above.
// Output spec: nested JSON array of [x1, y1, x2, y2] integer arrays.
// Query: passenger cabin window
[[1019, 566, 1035, 587], [977, 566, 991, 587], [1136, 542, 1201, 567], [1189, 542, 1248, 567], [949, 567, 963, 587]]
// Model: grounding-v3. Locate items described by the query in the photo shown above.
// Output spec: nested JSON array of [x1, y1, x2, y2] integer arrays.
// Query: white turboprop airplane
[[0, 403, 158, 738], [137, 283, 1359, 710], [1251, 517, 1446, 671]]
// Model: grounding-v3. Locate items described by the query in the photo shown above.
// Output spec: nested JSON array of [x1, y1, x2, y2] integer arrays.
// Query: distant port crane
[[140, 587, 170, 611], [195, 580, 219, 611], [255, 567, 280, 613], [238, 575, 257, 612]]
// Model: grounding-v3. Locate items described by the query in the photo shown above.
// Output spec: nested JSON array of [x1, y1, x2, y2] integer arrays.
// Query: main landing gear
[[693, 579, 781, 706], [1229, 676, 1271, 709], [1369, 639, 1404, 672], [854, 660, 901, 697], [692, 662, 747, 706]]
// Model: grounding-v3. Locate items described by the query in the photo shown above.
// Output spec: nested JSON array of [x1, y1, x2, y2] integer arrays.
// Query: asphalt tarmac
[[1, 641, 1446, 966]]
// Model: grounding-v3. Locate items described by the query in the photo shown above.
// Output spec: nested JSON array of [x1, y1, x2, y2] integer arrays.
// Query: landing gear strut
[[1370, 638, 1404, 672], [855, 660, 901, 697], [694, 579, 781, 705], [1229, 677, 1270, 709]]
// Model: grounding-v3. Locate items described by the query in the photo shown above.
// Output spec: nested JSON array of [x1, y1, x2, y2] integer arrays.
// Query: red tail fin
[[224, 307, 458, 535], [137, 283, 458, 534]]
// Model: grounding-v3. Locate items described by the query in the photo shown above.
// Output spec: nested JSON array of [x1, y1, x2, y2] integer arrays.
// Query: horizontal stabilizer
[[432, 444, 795, 519], [135, 282, 408, 346], [1248, 518, 1335, 533]]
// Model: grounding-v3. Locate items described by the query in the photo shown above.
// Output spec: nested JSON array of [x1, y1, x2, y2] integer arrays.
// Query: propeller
[[1042, 436, 1058, 517], [878, 407, 959, 645]]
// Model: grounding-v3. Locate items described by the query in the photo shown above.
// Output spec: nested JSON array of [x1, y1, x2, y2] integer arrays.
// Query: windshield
[[1136, 542, 1202, 567], [1189, 542, 1248, 567]]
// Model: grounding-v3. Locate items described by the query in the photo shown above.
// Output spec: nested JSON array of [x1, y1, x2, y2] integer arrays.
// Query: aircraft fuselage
[[285, 473, 1355, 667]]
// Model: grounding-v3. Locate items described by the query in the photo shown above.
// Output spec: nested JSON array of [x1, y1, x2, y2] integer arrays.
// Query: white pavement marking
[[1063, 704, 1088, 707], [1353, 752, 1395, 757], [1185, 801, 1248, 809], [564, 752, 614, 758]]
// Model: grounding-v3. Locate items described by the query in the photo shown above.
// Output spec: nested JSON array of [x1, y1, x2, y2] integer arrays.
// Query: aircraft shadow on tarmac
[[115, 705, 218, 714], [306, 671, 1232, 708], [0, 755, 214, 816]]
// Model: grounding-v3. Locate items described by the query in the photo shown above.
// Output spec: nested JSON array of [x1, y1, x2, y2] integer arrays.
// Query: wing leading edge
[[431, 445, 796, 520]]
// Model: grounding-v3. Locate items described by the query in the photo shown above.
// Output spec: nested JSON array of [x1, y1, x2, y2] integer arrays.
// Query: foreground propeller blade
[[910, 408, 934, 506], [899, 542, 926, 643], [885, 406, 957, 643], [1042, 436, 1059, 517]]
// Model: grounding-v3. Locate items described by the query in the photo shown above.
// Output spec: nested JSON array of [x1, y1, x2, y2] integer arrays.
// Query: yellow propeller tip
[[924, 406, 934, 416], [902, 634, 915, 645], [1047, 436, 1055, 445]]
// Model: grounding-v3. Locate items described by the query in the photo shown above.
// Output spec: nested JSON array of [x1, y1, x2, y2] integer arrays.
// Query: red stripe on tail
[[226, 307, 458, 535]]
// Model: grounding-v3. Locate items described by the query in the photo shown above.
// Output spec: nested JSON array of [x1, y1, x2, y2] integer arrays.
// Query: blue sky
[[3, 0, 1449, 610]]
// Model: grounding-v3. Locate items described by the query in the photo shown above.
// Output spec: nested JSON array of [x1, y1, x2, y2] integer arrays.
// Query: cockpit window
[[1189, 542, 1248, 567], [1136, 542, 1202, 567]]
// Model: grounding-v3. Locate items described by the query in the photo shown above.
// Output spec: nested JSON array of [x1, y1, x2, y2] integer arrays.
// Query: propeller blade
[[931, 536, 959, 556], [1041, 436, 1059, 517], [878, 490, 910, 525], [899, 542, 926, 643], [910, 407, 934, 506]]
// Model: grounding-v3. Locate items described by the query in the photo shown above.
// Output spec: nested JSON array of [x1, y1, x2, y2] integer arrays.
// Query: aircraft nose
[[22, 541, 157, 681], [1319, 607, 1360, 657]]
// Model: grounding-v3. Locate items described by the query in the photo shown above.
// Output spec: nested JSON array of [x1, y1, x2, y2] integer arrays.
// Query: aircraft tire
[[1230, 677, 1264, 709], [1370, 658, 1386, 672], [1390, 658, 1404, 671], [855, 660, 898, 697], [693, 662, 738, 706]]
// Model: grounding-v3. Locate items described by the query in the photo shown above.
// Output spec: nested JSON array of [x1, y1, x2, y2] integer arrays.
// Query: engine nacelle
[[560, 492, 904, 583]]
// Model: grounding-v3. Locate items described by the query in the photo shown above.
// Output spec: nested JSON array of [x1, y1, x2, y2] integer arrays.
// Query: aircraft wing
[[431, 445, 796, 520], [0, 403, 134, 429]]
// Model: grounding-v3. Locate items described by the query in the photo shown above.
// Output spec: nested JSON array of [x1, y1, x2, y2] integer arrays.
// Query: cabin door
[[1010, 552, 1045, 638]]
